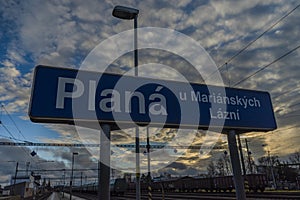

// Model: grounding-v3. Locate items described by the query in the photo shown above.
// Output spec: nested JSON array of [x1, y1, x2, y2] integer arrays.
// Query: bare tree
[[258, 154, 280, 189], [216, 157, 225, 176], [223, 152, 231, 175], [207, 160, 217, 177], [258, 155, 279, 167], [289, 150, 300, 170], [246, 156, 256, 174]]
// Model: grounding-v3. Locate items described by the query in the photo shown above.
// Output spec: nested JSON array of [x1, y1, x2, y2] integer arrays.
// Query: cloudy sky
[[1, 0, 300, 186]]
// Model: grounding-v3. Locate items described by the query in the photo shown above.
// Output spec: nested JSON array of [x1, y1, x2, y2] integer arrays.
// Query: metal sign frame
[[29, 65, 277, 132]]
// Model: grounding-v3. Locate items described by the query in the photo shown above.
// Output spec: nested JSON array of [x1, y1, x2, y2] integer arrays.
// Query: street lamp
[[113, 5, 141, 200], [112, 5, 139, 77], [112, 6, 139, 21], [70, 152, 78, 200]]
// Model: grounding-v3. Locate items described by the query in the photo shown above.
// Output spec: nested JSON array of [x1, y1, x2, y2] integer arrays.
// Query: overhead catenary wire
[[1, 125, 35, 162], [272, 87, 300, 100], [1, 122, 19, 140], [233, 44, 300, 87], [1, 104, 27, 140], [0, 141, 225, 150], [204, 3, 300, 81], [274, 102, 300, 115], [246, 124, 300, 139], [0, 116, 35, 163], [0, 133, 29, 142]]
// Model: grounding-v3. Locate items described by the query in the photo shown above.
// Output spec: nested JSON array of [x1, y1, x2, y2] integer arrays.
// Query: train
[[128, 174, 267, 193], [75, 174, 267, 195], [73, 178, 128, 195]]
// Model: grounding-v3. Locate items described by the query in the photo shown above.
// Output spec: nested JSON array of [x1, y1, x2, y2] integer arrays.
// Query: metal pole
[[245, 139, 252, 174], [26, 162, 30, 177], [134, 15, 138, 77], [13, 162, 18, 195], [237, 134, 246, 175], [62, 169, 65, 198], [268, 151, 277, 189], [80, 172, 83, 193], [146, 128, 151, 178], [70, 153, 77, 200], [134, 15, 141, 200], [227, 130, 246, 200], [70, 155, 73, 200], [146, 127, 152, 200], [98, 124, 111, 200]]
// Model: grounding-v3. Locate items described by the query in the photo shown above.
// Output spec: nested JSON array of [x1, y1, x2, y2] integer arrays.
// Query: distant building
[[4, 181, 33, 198]]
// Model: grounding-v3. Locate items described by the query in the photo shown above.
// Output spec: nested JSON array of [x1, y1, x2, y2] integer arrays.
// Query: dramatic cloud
[[0, 0, 299, 185]]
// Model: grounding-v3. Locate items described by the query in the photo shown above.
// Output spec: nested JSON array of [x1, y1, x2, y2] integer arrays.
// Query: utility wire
[[1, 104, 26, 140], [233, 44, 300, 86], [205, 3, 300, 81], [0, 133, 29, 142], [1, 121, 35, 162], [1, 123, 18, 140], [276, 108, 300, 119], [273, 88, 300, 100], [289, 101, 300, 109], [245, 124, 300, 139], [0, 141, 225, 150]]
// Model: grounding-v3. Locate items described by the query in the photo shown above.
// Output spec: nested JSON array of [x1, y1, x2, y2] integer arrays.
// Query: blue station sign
[[29, 65, 277, 132]]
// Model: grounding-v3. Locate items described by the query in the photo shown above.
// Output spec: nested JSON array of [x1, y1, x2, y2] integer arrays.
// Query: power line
[[0, 120, 36, 163], [244, 124, 300, 140], [1, 104, 26, 140], [0, 141, 225, 150], [18, 168, 98, 172], [205, 3, 300, 81], [289, 101, 300, 109], [36, 176, 99, 180], [273, 88, 300, 100], [0, 133, 29, 142], [0, 106, 38, 167], [1, 123, 19, 140], [233, 44, 300, 86], [1, 124, 35, 162]]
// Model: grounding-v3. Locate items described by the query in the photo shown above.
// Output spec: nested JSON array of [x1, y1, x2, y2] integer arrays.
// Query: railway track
[[74, 191, 300, 200]]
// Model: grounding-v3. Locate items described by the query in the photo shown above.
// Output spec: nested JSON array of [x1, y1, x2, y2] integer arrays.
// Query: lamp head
[[112, 5, 139, 20]]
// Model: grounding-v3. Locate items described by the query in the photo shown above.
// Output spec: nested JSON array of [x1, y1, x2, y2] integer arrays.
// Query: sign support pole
[[98, 124, 111, 200], [227, 130, 246, 200], [134, 14, 141, 200]]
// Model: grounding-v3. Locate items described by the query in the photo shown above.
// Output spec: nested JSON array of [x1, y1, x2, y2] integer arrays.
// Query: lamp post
[[112, 5, 140, 200], [13, 161, 19, 195], [62, 169, 66, 198], [70, 152, 78, 200]]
